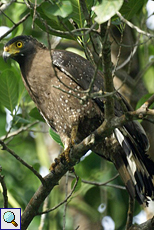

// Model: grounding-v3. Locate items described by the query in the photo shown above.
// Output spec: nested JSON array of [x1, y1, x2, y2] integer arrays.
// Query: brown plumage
[[3, 35, 154, 205]]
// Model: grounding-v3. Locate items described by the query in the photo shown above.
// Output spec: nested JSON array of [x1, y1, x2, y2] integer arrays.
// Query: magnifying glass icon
[[3, 211, 18, 227]]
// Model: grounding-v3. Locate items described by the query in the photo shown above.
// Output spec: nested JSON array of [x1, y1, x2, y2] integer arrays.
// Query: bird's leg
[[71, 123, 78, 145], [64, 122, 79, 162], [49, 123, 78, 172]]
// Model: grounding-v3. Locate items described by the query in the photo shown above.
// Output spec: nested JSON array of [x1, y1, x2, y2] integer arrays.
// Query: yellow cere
[[4, 42, 23, 54]]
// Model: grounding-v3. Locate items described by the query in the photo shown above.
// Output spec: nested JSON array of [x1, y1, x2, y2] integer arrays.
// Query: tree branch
[[126, 196, 134, 230], [101, 21, 115, 121], [0, 121, 38, 141], [129, 217, 154, 230], [117, 12, 154, 38], [68, 173, 126, 190], [38, 174, 79, 215], [0, 172, 8, 208], [0, 13, 30, 41], [0, 140, 45, 185]]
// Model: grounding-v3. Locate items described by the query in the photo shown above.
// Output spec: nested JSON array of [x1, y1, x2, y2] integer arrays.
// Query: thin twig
[[38, 197, 49, 230], [32, 0, 37, 29], [38, 175, 79, 215], [111, 29, 152, 48], [116, 42, 138, 72], [0, 9, 16, 25], [117, 11, 154, 38], [112, 26, 124, 75], [0, 172, 8, 208], [79, 0, 102, 64], [0, 0, 16, 11], [0, 121, 38, 141], [68, 173, 126, 190], [52, 85, 84, 102], [0, 13, 30, 41], [63, 172, 69, 230], [0, 140, 45, 185], [87, 65, 99, 95], [125, 196, 134, 230], [36, 10, 99, 37]]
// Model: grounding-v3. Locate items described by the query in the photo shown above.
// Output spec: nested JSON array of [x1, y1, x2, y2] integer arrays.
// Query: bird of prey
[[3, 35, 154, 205]]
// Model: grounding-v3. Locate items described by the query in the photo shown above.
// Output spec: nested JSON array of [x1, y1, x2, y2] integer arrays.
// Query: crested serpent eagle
[[3, 35, 154, 205]]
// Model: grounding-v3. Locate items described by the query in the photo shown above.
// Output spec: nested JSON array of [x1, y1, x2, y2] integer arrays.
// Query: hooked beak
[[3, 46, 20, 62], [3, 50, 11, 62], [3, 46, 11, 62]]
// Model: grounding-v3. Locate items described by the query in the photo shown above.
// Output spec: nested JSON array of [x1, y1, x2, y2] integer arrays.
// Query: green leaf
[[35, 3, 74, 39], [70, 0, 84, 27], [136, 93, 154, 110], [0, 110, 6, 136], [92, 0, 124, 24], [49, 128, 64, 147], [86, 0, 95, 10], [0, 69, 18, 113], [42, 1, 73, 18], [120, 0, 145, 20], [14, 115, 30, 124], [29, 107, 45, 122], [71, 177, 82, 192]]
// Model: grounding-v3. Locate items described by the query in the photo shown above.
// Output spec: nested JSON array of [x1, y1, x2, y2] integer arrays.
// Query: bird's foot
[[49, 146, 72, 172], [60, 123, 78, 163], [49, 158, 60, 172], [60, 145, 71, 163], [60, 148, 75, 173], [50, 123, 78, 172]]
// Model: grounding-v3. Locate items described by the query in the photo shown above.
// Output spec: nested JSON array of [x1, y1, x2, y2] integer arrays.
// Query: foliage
[[0, 0, 154, 229]]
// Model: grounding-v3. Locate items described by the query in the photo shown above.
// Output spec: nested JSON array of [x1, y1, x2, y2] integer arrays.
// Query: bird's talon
[[58, 146, 71, 164], [49, 157, 61, 171], [51, 169, 55, 174], [64, 146, 71, 163], [59, 152, 65, 163], [49, 162, 56, 172], [55, 158, 60, 164]]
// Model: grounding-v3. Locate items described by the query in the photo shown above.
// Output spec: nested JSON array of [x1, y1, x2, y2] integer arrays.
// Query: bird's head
[[3, 35, 37, 64]]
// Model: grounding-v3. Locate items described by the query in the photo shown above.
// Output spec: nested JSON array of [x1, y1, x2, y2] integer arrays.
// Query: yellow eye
[[16, 41, 23, 48]]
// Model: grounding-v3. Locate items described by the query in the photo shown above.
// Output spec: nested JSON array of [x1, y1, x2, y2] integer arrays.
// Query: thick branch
[[101, 22, 115, 120], [129, 217, 154, 230], [20, 119, 109, 229], [21, 163, 69, 229]]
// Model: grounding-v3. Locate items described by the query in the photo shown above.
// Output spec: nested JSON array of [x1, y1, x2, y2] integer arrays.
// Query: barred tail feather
[[114, 125, 154, 205]]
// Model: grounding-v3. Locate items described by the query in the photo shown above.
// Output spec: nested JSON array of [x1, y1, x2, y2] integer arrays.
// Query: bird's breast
[[21, 54, 103, 142]]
